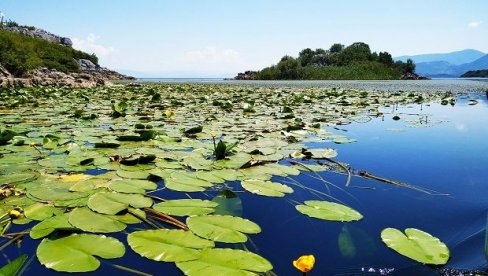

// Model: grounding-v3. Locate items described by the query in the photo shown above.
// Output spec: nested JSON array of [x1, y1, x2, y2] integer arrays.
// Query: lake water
[[2, 80, 488, 276], [135, 78, 488, 92]]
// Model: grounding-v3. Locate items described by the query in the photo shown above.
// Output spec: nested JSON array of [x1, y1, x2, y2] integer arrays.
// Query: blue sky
[[1, 0, 487, 77]]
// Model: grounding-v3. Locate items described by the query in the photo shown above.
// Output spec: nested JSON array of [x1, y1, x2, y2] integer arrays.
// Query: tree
[[405, 58, 415, 74], [277, 56, 299, 79], [329, 43, 344, 53], [298, 48, 315, 67], [378, 52, 393, 65]]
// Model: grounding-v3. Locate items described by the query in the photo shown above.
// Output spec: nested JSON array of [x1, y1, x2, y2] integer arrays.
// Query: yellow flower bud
[[8, 209, 23, 219], [293, 255, 315, 273], [28, 142, 36, 147], [165, 110, 174, 118], [210, 132, 217, 138]]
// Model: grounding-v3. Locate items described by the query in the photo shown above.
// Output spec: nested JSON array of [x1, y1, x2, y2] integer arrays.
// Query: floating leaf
[[30, 213, 75, 239], [381, 228, 449, 265], [176, 248, 273, 275], [68, 207, 126, 233], [0, 254, 28, 276], [296, 200, 363, 222], [88, 192, 152, 215], [187, 215, 260, 243], [154, 199, 218, 216], [24, 203, 59, 221], [128, 229, 214, 262], [164, 173, 213, 192], [0, 172, 38, 185], [241, 179, 293, 197], [37, 234, 125, 272], [109, 179, 157, 194]]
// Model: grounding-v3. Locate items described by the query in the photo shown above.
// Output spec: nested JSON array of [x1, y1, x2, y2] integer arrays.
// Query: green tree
[[277, 56, 299, 79], [378, 52, 393, 65], [405, 58, 415, 74], [298, 48, 315, 66], [329, 43, 344, 53]]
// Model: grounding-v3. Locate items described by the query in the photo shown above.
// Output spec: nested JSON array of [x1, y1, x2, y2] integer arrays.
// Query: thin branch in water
[[358, 171, 449, 196], [144, 208, 188, 230]]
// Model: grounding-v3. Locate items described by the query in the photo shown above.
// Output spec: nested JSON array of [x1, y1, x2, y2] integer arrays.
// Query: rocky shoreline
[[0, 59, 134, 88]]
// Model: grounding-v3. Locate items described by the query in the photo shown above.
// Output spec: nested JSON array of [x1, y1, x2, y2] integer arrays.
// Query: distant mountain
[[414, 54, 488, 77], [395, 49, 485, 65]]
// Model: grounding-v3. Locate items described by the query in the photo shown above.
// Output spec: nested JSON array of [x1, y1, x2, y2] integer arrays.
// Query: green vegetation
[[0, 29, 98, 76], [246, 42, 415, 80], [0, 84, 466, 274], [461, 70, 488, 78]]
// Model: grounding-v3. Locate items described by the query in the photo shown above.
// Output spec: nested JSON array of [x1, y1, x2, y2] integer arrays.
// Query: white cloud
[[72, 33, 116, 57], [184, 47, 243, 64], [468, 21, 483, 28]]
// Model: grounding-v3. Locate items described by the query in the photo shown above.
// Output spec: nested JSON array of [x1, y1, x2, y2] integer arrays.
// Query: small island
[[461, 70, 488, 78], [235, 42, 426, 80]]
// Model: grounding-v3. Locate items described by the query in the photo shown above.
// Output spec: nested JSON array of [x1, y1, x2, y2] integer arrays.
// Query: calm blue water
[[3, 91, 488, 275]]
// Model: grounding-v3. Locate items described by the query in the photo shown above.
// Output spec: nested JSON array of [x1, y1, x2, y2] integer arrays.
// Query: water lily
[[210, 132, 218, 139], [293, 255, 315, 274], [8, 207, 24, 219], [165, 110, 174, 118]]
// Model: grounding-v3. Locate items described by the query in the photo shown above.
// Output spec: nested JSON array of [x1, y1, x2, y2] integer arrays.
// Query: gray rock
[[77, 59, 99, 71], [4, 26, 72, 47], [0, 63, 12, 78]]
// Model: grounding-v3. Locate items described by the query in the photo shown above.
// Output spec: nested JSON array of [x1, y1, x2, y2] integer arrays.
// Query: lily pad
[[88, 192, 153, 215], [381, 228, 449, 265], [153, 199, 218, 216], [241, 179, 293, 197], [176, 248, 273, 276], [187, 215, 261, 243], [68, 207, 126, 233], [37, 233, 125, 272], [296, 200, 363, 222], [128, 229, 214, 262], [24, 203, 60, 221], [30, 213, 75, 239], [109, 179, 157, 194]]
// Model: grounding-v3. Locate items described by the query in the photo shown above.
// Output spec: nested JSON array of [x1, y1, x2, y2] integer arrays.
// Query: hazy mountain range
[[395, 49, 488, 77]]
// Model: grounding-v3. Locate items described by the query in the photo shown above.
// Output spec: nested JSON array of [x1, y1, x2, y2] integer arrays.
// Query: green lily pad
[[24, 203, 60, 221], [296, 200, 363, 222], [187, 215, 261, 243], [153, 199, 218, 216], [30, 213, 75, 239], [176, 248, 273, 275], [109, 179, 157, 194], [0, 172, 38, 185], [0, 254, 28, 276], [68, 207, 126, 233], [241, 179, 293, 197], [88, 192, 153, 215], [381, 228, 449, 265], [128, 229, 214, 262], [164, 173, 213, 192], [37, 233, 125, 272]]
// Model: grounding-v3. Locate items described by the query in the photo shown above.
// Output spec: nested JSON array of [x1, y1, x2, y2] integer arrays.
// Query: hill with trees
[[461, 70, 488, 78], [235, 42, 419, 80], [0, 26, 98, 77]]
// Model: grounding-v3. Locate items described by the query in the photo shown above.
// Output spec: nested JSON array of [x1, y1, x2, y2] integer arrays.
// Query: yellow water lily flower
[[28, 142, 36, 147], [165, 110, 174, 118], [8, 207, 24, 219], [293, 255, 315, 273], [210, 132, 218, 138]]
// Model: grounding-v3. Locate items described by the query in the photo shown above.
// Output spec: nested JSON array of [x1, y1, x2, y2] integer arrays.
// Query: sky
[[1, 0, 487, 77]]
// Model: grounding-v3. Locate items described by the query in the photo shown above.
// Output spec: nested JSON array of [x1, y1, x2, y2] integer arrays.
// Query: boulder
[[4, 26, 73, 47]]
